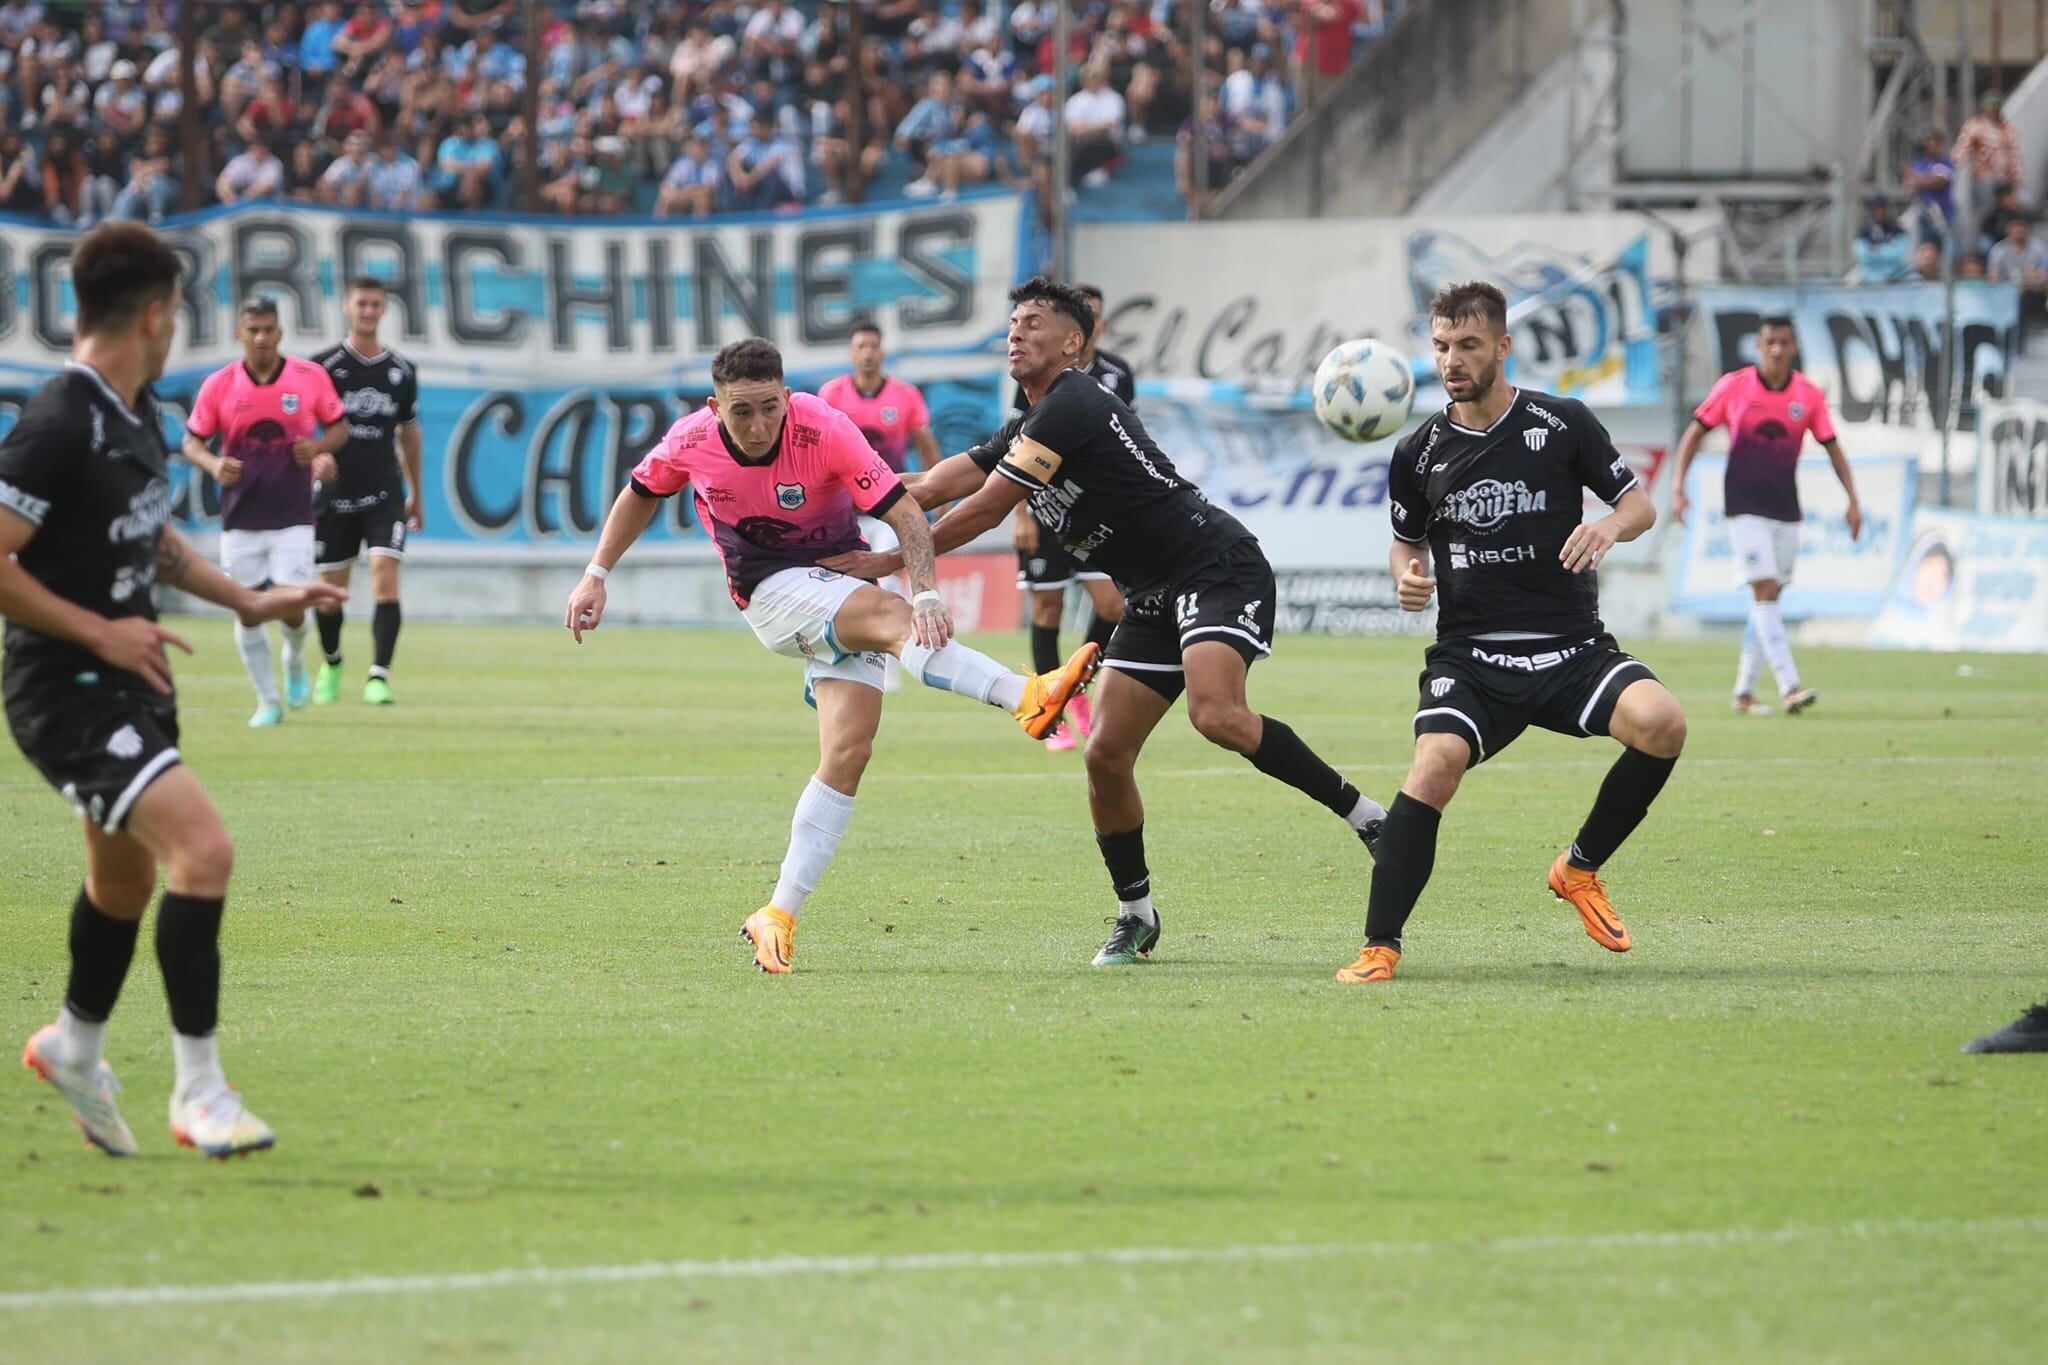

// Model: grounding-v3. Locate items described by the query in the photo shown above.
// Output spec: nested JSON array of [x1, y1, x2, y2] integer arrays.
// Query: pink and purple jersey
[[630, 391, 906, 607], [186, 355, 345, 531], [814, 373, 931, 473], [1692, 365, 1836, 522]]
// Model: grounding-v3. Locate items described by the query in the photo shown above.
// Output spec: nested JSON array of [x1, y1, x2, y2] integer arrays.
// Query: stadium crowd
[[0, 0, 1390, 225]]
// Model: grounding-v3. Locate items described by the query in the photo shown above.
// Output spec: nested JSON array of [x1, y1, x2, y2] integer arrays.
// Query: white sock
[[1734, 615, 1763, 699], [1120, 892, 1157, 927], [899, 640, 1027, 711], [1344, 791, 1387, 830], [56, 1006, 106, 1067], [1750, 600, 1802, 694], [280, 620, 308, 677], [770, 778, 857, 917], [234, 621, 278, 706], [171, 1031, 225, 1098]]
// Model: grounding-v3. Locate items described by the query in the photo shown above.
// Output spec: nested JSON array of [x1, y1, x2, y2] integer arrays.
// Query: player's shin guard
[[1749, 600, 1801, 694], [1363, 793, 1442, 950], [154, 892, 224, 1040], [233, 621, 278, 705], [316, 606, 344, 666], [63, 887, 140, 1059], [770, 777, 857, 916], [1567, 749, 1678, 871], [1095, 825, 1154, 922], [899, 640, 1027, 710], [1246, 717, 1385, 829], [371, 601, 401, 677], [1030, 622, 1060, 674]]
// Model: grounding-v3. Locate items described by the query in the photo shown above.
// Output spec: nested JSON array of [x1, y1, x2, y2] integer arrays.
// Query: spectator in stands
[[431, 111, 505, 210], [284, 141, 332, 202], [78, 12, 118, 84], [365, 133, 426, 212], [1911, 239, 1943, 281], [321, 130, 377, 208], [236, 74, 297, 147], [333, 2, 395, 77], [1904, 130, 1957, 245], [39, 126, 86, 225], [80, 128, 126, 225], [38, 64, 90, 128], [300, 1, 347, 79], [450, 0, 519, 36], [896, 70, 965, 197], [1959, 253, 1988, 280], [657, 132, 723, 217], [1065, 63, 1127, 188], [0, 130, 36, 217], [1853, 194, 1911, 283], [1293, 0, 1361, 104], [1223, 42, 1289, 154], [1177, 90, 1237, 217], [91, 60, 148, 142], [216, 137, 285, 206], [219, 40, 278, 124], [1987, 217, 2048, 325], [314, 71, 384, 141], [110, 127, 179, 224], [727, 111, 805, 211], [1977, 182, 2028, 256], [1953, 92, 2023, 199]]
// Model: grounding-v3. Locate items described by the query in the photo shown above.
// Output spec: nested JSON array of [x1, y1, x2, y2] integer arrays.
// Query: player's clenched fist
[[565, 575, 606, 643], [1397, 561, 1437, 611]]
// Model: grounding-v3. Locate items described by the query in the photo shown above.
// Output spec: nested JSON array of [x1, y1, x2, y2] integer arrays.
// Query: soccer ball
[[1312, 339, 1416, 443]]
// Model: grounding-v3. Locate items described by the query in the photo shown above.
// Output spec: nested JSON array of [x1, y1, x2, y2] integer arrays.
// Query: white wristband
[[584, 562, 609, 581], [911, 590, 943, 608]]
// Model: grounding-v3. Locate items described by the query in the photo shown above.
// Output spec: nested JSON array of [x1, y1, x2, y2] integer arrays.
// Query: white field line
[[1, 1215, 2041, 1311], [0, 753, 2034, 796]]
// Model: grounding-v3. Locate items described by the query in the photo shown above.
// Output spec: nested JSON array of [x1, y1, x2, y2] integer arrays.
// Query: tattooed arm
[[157, 526, 346, 624]]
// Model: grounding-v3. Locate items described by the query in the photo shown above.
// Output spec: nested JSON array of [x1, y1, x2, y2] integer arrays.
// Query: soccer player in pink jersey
[[1672, 317, 1862, 715], [180, 298, 349, 727], [562, 339, 1098, 975], [815, 322, 942, 475]]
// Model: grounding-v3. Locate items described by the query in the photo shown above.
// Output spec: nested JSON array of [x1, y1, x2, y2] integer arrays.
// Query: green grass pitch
[[2, 620, 2043, 1362]]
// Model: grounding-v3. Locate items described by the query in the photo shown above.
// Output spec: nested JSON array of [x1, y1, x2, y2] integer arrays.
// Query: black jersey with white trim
[[1387, 388, 1639, 643], [0, 365, 175, 701], [314, 341, 417, 505], [975, 367, 1251, 595]]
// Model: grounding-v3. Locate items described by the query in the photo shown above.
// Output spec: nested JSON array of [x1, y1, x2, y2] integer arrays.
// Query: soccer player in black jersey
[[1006, 283, 1131, 751], [312, 276, 423, 707], [1, 224, 345, 1157], [1334, 281, 1688, 985], [829, 276, 1383, 967]]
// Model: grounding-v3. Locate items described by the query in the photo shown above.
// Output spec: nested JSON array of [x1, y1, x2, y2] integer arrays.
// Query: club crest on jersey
[[282, 392, 300, 415], [390, 367, 403, 386], [1789, 402, 1805, 419], [881, 405, 898, 424], [775, 482, 807, 510], [1522, 428, 1548, 451]]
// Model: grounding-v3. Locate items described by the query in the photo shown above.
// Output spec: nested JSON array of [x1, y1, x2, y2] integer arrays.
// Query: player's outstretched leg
[[1963, 1001, 2048, 1054], [741, 677, 878, 974], [1336, 734, 1465, 983], [1549, 679, 1686, 955], [1082, 669, 1174, 965], [1180, 642, 1385, 847], [124, 769, 274, 1159]]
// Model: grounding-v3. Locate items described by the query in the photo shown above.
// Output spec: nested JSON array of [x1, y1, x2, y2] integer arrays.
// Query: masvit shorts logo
[[1443, 479, 1547, 532]]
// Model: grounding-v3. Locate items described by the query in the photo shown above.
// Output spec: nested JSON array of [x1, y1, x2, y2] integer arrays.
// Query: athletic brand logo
[[1429, 677, 1455, 699], [1610, 457, 1629, 480], [775, 482, 807, 510], [808, 568, 842, 581], [282, 393, 300, 415], [106, 725, 143, 759], [1432, 463, 1448, 473], [1391, 502, 1409, 524], [1523, 428, 1549, 451], [1443, 479, 1548, 531], [0, 478, 50, 525], [1237, 599, 1263, 633], [90, 407, 107, 455]]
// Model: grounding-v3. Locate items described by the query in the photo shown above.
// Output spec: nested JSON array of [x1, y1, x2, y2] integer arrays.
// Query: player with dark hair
[[180, 297, 348, 726], [311, 276, 423, 707], [1005, 282, 1132, 750], [564, 337, 1098, 974], [1671, 315, 1861, 715], [828, 277, 1383, 968], [816, 322, 942, 476], [4, 222, 345, 1158], [1334, 281, 1686, 985]]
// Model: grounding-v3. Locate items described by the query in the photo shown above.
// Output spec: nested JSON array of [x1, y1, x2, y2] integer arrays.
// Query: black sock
[[1568, 748, 1678, 870], [1085, 611, 1117, 651], [1095, 825, 1150, 904], [1029, 621, 1059, 674], [316, 607, 343, 666], [1363, 793, 1442, 949], [155, 892, 225, 1038], [66, 886, 141, 1024], [1246, 716, 1354, 817], [371, 601, 402, 676]]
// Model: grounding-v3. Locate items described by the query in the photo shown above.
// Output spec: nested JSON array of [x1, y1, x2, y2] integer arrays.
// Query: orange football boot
[[1015, 642, 1101, 740], [1334, 945, 1401, 984], [1548, 855, 1631, 953], [739, 906, 797, 974]]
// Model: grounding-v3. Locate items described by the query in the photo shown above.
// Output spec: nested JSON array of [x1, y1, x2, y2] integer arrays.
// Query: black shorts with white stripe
[[1412, 633, 1655, 764], [1100, 541, 1276, 702], [4, 677, 182, 833]]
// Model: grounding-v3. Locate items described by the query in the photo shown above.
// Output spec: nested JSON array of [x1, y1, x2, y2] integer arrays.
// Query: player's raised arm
[[901, 450, 988, 509], [566, 482, 663, 643]]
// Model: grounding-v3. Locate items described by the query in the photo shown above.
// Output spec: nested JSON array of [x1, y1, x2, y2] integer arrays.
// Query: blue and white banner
[[1976, 399, 2048, 519], [1669, 455, 1918, 621], [0, 195, 1028, 545], [1696, 282, 2021, 432], [1870, 509, 2048, 651]]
